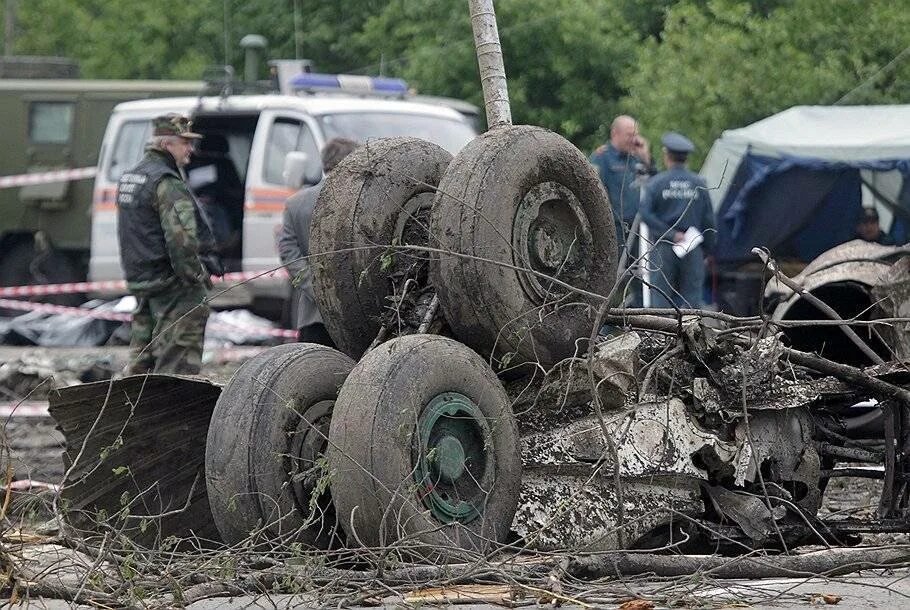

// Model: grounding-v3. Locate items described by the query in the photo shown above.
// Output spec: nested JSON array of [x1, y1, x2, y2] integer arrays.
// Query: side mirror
[[282, 151, 322, 189]]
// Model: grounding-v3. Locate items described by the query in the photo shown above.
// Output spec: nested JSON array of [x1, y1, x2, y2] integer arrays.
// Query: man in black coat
[[278, 138, 358, 345], [638, 132, 716, 308]]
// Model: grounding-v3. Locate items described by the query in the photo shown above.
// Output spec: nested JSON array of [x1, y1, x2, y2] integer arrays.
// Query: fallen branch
[[569, 546, 910, 579]]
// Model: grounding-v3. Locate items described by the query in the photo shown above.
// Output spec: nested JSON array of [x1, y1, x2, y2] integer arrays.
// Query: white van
[[90, 78, 477, 314]]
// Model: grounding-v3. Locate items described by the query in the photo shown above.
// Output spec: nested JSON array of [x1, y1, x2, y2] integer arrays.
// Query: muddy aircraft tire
[[430, 125, 616, 369], [205, 343, 355, 547], [309, 137, 452, 359], [327, 334, 521, 559]]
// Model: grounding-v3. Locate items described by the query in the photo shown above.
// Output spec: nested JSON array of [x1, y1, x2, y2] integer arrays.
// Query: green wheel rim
[[413, 392, 494, 524]]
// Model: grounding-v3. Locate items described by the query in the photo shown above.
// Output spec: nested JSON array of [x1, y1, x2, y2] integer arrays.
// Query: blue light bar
[[291, 72, 408, 96]]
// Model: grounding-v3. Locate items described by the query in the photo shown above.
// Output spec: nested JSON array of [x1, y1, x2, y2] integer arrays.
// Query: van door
[[88, 114, 153, 284], [243, 111, 322, 301]]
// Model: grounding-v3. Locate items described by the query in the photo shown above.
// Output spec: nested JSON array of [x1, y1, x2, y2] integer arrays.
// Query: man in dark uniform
[[589, 115, 653, 251], [117, 114, 221, 374], [278, 137, 358, 345], [855, 207, 896, 245], [638, 132, 716, 308]]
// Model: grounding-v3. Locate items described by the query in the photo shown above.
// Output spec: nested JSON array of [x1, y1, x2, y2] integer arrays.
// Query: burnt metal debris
[[46, 246, 910, 556], [24, 3, 910, 593]]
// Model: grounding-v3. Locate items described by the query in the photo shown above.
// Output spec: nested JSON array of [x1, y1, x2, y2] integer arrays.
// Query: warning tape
[[0, 298, 299, 339], [0, 299, 131, 321], [0, 166, 97, 190], [0, 268, 288, 298], [0, 402, 51, 418]]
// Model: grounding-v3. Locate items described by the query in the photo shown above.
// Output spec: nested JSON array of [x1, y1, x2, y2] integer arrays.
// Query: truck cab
[[90, 77, 477, 316]]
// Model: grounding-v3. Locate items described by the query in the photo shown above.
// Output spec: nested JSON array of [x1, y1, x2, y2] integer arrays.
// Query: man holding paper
[[638, 132, 716, 308]]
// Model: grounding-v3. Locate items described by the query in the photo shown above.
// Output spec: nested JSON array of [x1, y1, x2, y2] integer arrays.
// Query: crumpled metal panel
[[48, 374, 222, 544], [514, 399, 738, 550], [767, 241, 909, 358], [765, 239, 906, 303], [872, 257, 910, 360], [732, 409, 821, 513], [512, 466, 701, 551], [521, 398, 738, 477]]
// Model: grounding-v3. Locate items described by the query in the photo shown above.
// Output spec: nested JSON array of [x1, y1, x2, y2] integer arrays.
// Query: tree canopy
[[3, 0, 908, 166]]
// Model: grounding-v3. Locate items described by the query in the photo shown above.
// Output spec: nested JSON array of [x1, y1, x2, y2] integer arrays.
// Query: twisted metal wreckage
[[47, 0, 910, 566]]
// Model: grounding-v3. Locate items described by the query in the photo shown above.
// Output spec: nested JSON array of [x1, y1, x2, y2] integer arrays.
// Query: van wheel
[[205, 343, 355, 547], [327, 335, 521, 560], [0, 239, 84, 310], [430, 126, 616, 368], [309, 137, 452, 359]]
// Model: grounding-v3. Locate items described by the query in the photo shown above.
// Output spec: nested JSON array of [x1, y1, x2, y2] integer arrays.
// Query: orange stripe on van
[[245, 187, 295, 212], [249, 187, 295, 199], [93, 187, 117, 212], [245, 201, 287, 212]]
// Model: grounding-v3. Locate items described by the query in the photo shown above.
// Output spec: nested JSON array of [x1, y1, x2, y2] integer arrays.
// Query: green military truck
[[0, 57, 202, 295]]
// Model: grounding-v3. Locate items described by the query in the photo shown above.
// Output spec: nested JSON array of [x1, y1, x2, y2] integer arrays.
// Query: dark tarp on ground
[[715, 152, 910, 265]]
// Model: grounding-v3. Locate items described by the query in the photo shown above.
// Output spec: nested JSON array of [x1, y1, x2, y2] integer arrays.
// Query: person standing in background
[[278, 138, 358, 345], [590, 115, 653, 252], [638, 132, 715, 308], [116, 114, 221, 374]]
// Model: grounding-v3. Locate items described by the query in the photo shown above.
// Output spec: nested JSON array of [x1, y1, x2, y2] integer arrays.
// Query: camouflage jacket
[[117, 149, 216, 293]]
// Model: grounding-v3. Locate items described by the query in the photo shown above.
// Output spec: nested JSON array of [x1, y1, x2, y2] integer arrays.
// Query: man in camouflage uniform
[[116, 114, 221, 375]]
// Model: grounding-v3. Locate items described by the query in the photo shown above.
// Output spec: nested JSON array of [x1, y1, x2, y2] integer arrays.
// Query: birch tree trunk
[[468, 0, 512, 129]]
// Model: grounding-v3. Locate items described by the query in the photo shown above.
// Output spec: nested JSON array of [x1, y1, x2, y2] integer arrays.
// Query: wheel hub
[[513, 181, 594, 303], [288, 399, 334, 509], [414, 392, 493, 524]]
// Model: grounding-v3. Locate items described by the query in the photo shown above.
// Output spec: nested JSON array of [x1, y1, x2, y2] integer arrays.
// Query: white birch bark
[[468, 0, 512, 129]]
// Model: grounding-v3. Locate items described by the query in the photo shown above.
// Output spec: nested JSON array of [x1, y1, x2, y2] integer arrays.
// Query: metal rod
[[820, 468, 885, 479], [880, 404, 898, 518], [468, 0, 512, 129], [816, 442, 883, 463]]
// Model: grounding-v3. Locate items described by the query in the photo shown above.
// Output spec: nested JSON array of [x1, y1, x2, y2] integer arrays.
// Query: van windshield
[[317, 112, 476, 153]]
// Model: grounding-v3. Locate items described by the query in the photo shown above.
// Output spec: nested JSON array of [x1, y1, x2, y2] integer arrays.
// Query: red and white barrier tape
[[0, 298, 298, 339], [0, 298, 131, 321], [0, 166, 97, 189], [0, 268, 288, 298], [0, 402, 51, 418]]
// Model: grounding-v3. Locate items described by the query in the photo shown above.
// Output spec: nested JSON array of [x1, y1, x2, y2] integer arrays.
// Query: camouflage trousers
[[127, 283, 210, 375]]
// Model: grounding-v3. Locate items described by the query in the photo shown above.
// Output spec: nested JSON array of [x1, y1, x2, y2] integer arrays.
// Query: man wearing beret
[[116, 113, 222, 374], [638, 132, 716, 308]]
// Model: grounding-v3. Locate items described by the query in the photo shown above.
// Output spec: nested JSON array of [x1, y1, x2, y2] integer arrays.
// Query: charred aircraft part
[[48, 375, 222, 545], [513, 468, 701, 552], [767, 240, 909, 365]]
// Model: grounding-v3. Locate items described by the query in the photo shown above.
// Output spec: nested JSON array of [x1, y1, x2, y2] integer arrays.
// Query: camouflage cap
[[152, 113, 203, 139]]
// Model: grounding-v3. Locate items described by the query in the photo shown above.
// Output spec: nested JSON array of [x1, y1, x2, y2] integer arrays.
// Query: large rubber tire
[[205, 343, 355, 547], [430, 126, 616, 368], [309, 137, 452, 359], [328, 335, 521, 559]]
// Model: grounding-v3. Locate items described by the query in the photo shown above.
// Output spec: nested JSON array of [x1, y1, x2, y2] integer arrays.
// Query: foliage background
[[2, 0, 909, 165]]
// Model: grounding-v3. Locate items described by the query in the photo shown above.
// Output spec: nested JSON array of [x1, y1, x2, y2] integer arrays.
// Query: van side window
[[263, 118, 319, 185], [108, 120, 151, 181], [29, 102, 75, 145]]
